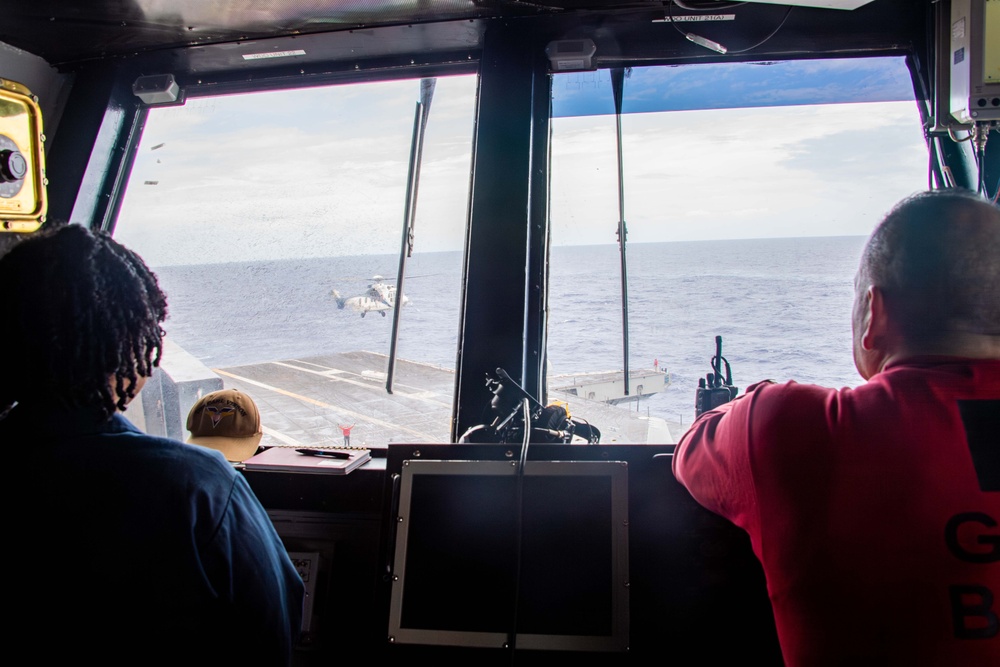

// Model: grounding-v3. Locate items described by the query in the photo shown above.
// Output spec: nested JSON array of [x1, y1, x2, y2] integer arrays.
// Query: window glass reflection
[[115, 75, 477, 448], [547, 58, 927, 441]]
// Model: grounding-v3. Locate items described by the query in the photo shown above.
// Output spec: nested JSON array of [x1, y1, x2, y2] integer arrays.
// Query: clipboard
[[243, 446, 371, 475]]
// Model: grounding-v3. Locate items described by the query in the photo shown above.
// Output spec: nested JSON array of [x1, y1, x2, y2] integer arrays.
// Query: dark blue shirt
[[1, 403, 304, 665]]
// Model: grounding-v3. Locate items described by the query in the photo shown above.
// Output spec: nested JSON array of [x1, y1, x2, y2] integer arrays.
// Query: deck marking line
[[288, 359, 336, 369], [214, 369, 329, 407], [213, 368, 431, 438], [272, 361, 381, 391], [262, 426, 303, 446], [289, 359, 348, 374], [271, 361, 451, 407]]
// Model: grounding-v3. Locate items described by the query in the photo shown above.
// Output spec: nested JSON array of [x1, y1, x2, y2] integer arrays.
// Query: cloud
[[117, 75, 478, 265], [549, 101, 927, 245], [116, 68, 928, 266]]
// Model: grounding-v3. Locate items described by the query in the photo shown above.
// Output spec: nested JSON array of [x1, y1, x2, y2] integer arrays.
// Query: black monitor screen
[[388, 459, 629, 651]]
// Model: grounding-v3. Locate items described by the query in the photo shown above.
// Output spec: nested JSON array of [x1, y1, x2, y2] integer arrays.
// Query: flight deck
[[210, 351, 678, 450]]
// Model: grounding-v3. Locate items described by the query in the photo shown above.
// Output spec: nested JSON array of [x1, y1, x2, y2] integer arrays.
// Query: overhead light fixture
[[242, 49, 306, 61], [686, 33, 727, 54], [132, 74, 180, 105], [545, 39, 598, 72]]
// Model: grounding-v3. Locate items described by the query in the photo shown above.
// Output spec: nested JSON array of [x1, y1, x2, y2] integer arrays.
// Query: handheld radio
[[695, 335, 739, 418]]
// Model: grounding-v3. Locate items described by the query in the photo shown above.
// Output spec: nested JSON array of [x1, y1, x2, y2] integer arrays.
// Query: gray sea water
[[152, 236, 867, 426]]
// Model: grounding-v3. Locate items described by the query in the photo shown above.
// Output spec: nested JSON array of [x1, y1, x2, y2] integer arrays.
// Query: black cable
[[927, 138, 934, 190], [506, 398, 531, 661], [980, 149, 987, 196], [727, 6, 793, 54], [520, 398, 531, 462], [667, 2, 793, 55], [667, 1, 690, 39], [972, 125, 986, 196], [674, 0, 748, 9], [710, 355, 732, 386]]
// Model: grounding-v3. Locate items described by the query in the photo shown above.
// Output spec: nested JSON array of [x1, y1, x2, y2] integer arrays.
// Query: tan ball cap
[[186, 388, 263, 462]]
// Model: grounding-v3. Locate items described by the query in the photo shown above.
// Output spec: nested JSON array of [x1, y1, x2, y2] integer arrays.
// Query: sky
[[114, 56, 930, 267], [551, 55, 916, 116]]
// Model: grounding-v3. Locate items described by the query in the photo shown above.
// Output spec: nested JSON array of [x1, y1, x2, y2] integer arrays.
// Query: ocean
[[152, 235, 868, 428]]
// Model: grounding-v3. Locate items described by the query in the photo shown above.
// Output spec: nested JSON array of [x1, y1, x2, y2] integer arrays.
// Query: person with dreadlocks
[[0, 224, 303, 665]]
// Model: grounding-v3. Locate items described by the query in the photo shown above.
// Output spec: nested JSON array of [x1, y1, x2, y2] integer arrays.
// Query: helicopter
[[332, 275, 409, 318]]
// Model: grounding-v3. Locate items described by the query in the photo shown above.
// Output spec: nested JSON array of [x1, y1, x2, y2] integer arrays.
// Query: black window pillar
[[45, 63, 145, 231], [452, 21, 551, 441]]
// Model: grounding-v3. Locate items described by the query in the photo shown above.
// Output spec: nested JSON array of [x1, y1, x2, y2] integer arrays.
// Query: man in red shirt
[[673, 189, 1000, 666]]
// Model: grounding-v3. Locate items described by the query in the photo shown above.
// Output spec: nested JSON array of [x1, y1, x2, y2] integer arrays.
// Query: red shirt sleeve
[[672, 380, 773, 536], [673, 379, 841, 553]]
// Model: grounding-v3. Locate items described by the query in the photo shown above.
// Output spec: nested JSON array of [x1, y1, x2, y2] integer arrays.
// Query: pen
[[295, 448, 353, 460]]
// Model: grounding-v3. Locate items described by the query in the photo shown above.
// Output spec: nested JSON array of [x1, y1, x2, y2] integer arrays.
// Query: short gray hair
[[860, 189, 1000, 344]]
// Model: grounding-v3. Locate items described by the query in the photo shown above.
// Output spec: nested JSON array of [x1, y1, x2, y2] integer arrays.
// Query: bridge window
[[546, 57, 928, 443], [114, 74, 477, 449]]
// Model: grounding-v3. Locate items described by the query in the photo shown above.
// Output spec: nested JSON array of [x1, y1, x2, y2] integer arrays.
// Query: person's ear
[[860, 286, 889, 351]]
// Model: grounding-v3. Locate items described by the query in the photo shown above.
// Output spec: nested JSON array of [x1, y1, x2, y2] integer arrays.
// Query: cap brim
[[187, 432, 263, 462]]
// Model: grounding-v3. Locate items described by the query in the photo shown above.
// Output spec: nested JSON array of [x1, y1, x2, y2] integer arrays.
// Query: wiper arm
[[386, 78, 435, 394], [611, 67, 630, 396]]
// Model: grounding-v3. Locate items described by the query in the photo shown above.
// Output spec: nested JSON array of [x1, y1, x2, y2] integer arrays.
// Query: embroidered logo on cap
[[205, 404, 237, 427]]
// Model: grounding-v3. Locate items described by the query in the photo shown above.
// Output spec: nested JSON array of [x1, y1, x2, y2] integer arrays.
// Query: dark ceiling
[[1, 0, 556, 67], [2, 1, 917, 66], [0, 1, 927, 78]]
